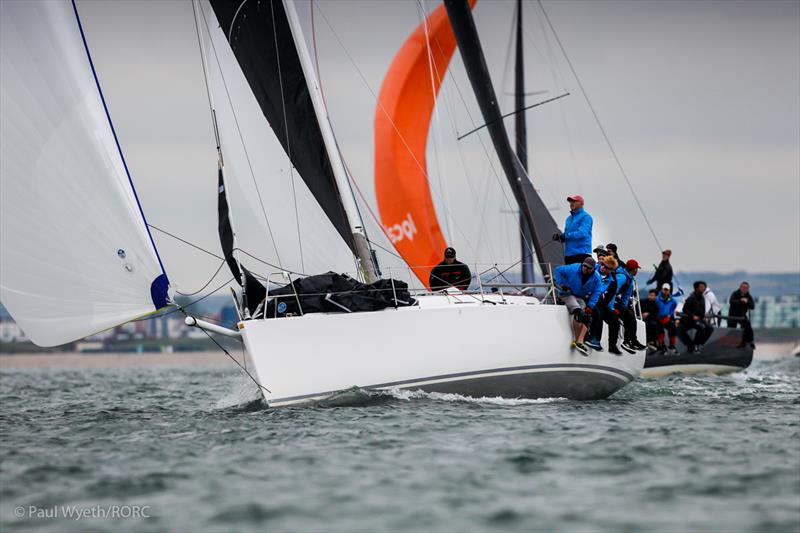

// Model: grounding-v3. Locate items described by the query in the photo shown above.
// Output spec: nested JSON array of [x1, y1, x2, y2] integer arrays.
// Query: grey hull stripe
[[270, 363, 635, 404]]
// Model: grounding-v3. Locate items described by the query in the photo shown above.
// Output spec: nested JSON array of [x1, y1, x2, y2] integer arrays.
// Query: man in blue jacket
[[585, 256, 627, 354], [656, 283, 678, 354], [554, 257, 602, 356], [552, 195, 593, 264], [616, 259, 647, 353]]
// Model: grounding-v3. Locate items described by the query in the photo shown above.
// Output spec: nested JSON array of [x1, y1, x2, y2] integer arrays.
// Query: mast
[[282, 0, 378, 283], [443, 0, 562, 272], [514, 0, 536, 284]]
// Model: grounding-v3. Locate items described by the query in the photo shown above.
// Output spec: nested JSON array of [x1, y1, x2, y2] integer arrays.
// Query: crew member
[[647, 249, 674, 292], [703, 284, 722, 320], [554, 257, 602, 356], [552, 195, 593, 264], [585, 256, 625, 355], [678, 281, 714, 353], [728, 281, 755, 348], [429, 247, 471, 291], [606, 243, 623, 264], [656, 283, 678, 354], [593, 246, 608, 263], [640, 289, 661, 348], [617, 259, 646, 352]]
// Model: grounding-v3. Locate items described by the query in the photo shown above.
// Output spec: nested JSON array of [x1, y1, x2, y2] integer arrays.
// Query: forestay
[[0, 0, 169, 346]]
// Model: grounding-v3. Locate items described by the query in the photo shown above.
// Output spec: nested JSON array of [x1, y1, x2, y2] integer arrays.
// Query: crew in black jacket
[[678, 281, 714, 353], [647, 249, 674, 292], [429, 247, 472, 291], [640, 289, 660, 346], [728, 281, 756, 348]]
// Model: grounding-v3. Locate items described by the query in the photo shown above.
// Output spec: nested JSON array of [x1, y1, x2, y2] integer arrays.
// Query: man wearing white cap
[[552, 195, 593, 265]]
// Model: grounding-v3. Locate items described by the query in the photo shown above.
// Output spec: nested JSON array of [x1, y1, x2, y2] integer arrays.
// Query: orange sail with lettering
[[374, 1, 475, 288]]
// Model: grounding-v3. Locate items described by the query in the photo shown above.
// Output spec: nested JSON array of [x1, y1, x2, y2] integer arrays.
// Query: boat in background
[[642, 321, 754, 378]]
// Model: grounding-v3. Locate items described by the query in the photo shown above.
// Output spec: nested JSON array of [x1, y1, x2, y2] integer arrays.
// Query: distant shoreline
[[0, 351, 239, 369]]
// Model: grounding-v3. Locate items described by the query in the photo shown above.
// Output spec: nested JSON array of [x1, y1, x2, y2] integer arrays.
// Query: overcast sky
[[75, 0, 799, 294]]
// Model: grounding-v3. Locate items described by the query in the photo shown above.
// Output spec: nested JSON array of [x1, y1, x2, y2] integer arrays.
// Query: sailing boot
[[608, 345, 623, 356], [620, 340, 637, 354], [571, 341, 590, 356]]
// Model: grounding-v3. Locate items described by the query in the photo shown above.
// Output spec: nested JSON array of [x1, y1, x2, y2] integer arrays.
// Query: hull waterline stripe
[[267, 362, 637, 404], [70, 0, 169, 303]]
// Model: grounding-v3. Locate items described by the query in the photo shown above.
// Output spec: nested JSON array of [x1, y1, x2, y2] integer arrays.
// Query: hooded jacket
[[554, 263, 602, 308], [563, 207, 593, 256]]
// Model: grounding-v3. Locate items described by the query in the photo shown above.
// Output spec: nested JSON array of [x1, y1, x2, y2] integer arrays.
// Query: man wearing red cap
[[616, 259, 647, 352], [553, 195, 593, 265]]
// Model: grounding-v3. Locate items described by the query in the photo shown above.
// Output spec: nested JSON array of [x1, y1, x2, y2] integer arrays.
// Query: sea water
[[1, 356, 798, 532]]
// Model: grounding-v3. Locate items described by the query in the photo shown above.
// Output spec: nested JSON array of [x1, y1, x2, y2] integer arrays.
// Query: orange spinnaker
[[374, 0, 476, 288]]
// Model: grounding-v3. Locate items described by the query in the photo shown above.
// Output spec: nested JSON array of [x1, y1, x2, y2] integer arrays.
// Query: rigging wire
[[175, 306, 272, 394], [175, 258, 228, 297], [422, 5, 498, 262], [312, 2, 490, 266], [417, 0, 454, 244], [147, 223, 307, 277], [428, 35, 538, 264], [537, 0, 664, 253], [197, 2, 285, 267], [270, 0, 305, 274]]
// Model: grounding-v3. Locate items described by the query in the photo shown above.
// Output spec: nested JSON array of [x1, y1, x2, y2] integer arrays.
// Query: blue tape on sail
[[150, 274, 170, 310]]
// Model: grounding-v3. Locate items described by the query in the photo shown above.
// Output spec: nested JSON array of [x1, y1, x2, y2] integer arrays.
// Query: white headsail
[[0, 0, 169, 346]]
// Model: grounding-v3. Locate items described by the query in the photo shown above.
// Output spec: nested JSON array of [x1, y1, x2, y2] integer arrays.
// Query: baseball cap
[[444, 247, 456, 258], [567, 195, 584, 203], [625, 259, 641, 270], [662, 249, 672, 256], [661, 283, 670, 290], [582, 257, 596, 268]]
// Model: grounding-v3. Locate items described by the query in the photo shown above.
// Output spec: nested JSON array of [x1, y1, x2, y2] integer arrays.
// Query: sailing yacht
[[0, 0, 645, 407]]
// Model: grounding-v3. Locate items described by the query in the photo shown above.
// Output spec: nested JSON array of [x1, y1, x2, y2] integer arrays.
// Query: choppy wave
[[1, 356, 798, 532]]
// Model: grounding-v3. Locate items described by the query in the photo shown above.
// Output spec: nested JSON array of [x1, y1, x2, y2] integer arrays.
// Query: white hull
[[239, 293, 646, 407]]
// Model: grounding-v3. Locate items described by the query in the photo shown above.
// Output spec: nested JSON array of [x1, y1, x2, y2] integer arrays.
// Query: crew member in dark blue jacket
[[640, 289, 661, 347], [554, 257, 602, 356], [616, 259, 646, 353], [552, 195, 593, 264]]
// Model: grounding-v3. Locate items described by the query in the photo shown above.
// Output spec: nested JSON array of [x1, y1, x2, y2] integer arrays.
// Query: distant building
[[0, 318, 27, 342], [748, 295, 800, 329]]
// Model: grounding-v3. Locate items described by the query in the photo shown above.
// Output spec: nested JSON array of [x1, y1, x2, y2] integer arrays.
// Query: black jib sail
[[218, 166, 266, 314], [443, 0, 563, 272], [209, 0, 355, 253]]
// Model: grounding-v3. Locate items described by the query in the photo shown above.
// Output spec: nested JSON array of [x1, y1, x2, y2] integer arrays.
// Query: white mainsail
[[0, 0, 169, 347], [196, 0, 357, 278]]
